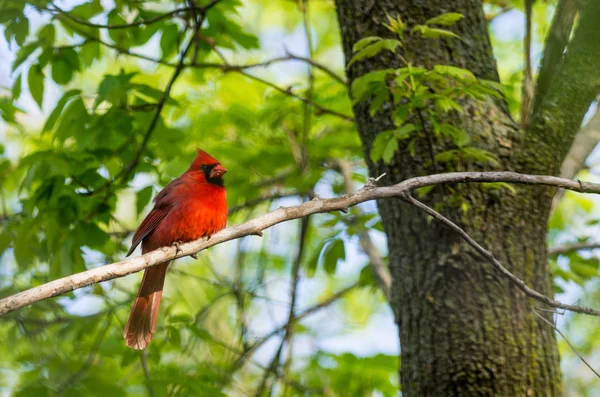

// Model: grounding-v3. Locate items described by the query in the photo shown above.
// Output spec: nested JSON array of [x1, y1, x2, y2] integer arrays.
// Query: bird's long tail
[[124, 262, 169, 350]]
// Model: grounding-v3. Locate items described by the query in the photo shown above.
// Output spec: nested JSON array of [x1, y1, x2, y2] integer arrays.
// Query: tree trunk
[[334, 1, 561, 396]]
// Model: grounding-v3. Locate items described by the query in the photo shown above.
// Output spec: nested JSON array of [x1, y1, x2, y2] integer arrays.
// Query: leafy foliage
[[348, 13, 503, 172], [0, 1, 391, 396]]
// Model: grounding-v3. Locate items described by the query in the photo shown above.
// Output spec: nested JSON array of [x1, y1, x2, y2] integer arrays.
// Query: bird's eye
[[200, 165, 208, 171]]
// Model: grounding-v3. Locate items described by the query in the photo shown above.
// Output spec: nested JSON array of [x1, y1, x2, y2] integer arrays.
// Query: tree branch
[[548, 241, 600, 256], [551, 106, 600, 209], [526, 0, 600, 169], [520, 0, 534, 128], [6, 171, 600, 316], [531, 0, 578, 118], [560, 106, 600, 180]]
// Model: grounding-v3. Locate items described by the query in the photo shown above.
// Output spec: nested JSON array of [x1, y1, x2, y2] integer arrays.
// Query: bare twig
[[117, 2, 214, 184], [221, 52, 346, 85], [49, 3, 198, 30], [140, 351, 156, 397], [549, 242, 600, 256], [336, 159, 391, 301], [55, 314, 112, 395], [400, 192, 600, 317], [230, 283, 358, 374], [6, 172, 600, 316], [255, 216, 309, 396], [235, 71, 354, 122], [533, 309, 600, 379]]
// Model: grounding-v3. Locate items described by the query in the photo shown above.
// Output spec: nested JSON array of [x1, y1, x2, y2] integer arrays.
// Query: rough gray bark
[[334, 0, 563, 395]]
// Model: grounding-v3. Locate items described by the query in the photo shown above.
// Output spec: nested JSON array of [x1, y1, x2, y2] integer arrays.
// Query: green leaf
[[358, 264, 376, 288], [396, 123, 417, 138], [80, 41, 101, 67], [433, 65, 476, 82], [28, 64, 44, 109], [425, 13, 464, 26], [415, 185, 435, 198], [78, 222, 109, 250], [352, 37, 381, 52], [12, 42, 38, 72], [461, 147, 500, 167], [0, 99, 22, 124], [5, 15, 29, 46], [348, 40, 400, 67], [136, 186, 153, 214], [393, 105, 410, 126], [70, 0, 103, 19], [435, 97, 463, 113], [37, 23, 55, 46], [479, 79, 505, 93], [570, 260, 599, 278], [43, 89, 81, 132], [351, 69, 394, 104], [323, 239, 345, 275], [51, 48, 80, 85], [12, 73, 22, 100], [14, 225, 36, 268], [411, 25, 459, 39], [481, 182, 517, 195], [369, 88, 388, 116], [434, 149, 459, 163], [453, 129, 471, 147], [160, 24, 179, 59], [306, 239, 327, 278], [383, 14, 406, 35], [370, 130, 398, 163]]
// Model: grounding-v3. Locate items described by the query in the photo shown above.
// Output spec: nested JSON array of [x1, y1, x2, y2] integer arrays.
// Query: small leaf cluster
[[349, 13, 504, 167]]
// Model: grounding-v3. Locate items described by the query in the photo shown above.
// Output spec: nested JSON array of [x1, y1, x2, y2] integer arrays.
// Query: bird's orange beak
[[210, 164, 227, 179]]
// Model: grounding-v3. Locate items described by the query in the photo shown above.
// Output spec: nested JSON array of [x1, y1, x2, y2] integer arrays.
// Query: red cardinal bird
[[123, 149, 227, 350]]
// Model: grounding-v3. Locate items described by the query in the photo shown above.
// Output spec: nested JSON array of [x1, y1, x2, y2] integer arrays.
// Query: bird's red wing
[[126, 178, 184, 257], [126, 208, 169, 257]]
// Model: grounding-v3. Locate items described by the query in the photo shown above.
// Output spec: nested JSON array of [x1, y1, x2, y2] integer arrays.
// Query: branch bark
[[525, 0, 600, 172], [559, 106, 600, 180], [5, 171, 600, 316], [552, 106, 600, 209], [531, 0, 578, 119]]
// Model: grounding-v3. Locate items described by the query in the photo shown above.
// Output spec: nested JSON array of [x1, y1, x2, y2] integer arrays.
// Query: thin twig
[[548, 242, 600, 256], [335, 159, 391, 301], [140, 351, 156, 397], [55, 314, 112, 394], [533, 309, 600, 379], [256, 216, 309, 396], [117, 3, 211, 184], [229, 282, 358, 375], [401, 192, 600, 317], [48, 3, 198, 29], [236, 70, 354, 122]]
